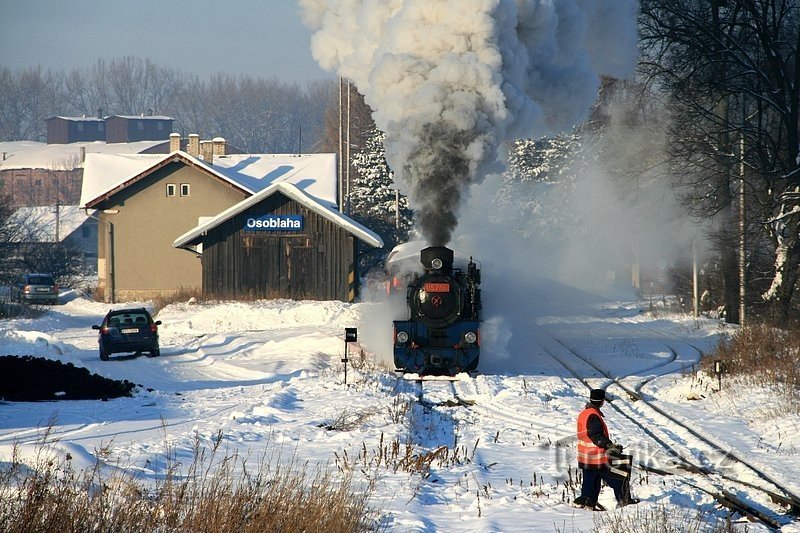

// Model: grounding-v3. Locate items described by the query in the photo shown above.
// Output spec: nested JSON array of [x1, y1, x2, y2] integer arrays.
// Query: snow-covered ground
[[1, 290, 799, 531]]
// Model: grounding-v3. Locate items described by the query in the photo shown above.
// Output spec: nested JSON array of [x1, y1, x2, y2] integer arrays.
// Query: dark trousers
[[579, 467, 628, 503]]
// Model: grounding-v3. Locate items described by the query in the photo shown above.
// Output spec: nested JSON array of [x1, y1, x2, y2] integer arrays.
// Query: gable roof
[[212, 153, 337, 206], [173, 182, 383, 250], [80, 151, 339, 208], [80, 151, 252, 208]]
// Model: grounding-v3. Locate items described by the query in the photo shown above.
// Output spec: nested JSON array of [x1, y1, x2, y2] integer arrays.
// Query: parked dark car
[[92, 308, 161, 360], [11, 273, 59, 305]]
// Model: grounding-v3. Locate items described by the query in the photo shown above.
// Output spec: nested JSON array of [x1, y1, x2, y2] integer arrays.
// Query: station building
[[80, 135, 382, 302]]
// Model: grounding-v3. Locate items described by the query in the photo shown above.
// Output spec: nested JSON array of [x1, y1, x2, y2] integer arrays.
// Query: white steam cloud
[[300, 0, 640, 245]]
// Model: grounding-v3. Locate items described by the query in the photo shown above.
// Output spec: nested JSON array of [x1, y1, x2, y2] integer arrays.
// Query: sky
[[0, 0, 331, 83]]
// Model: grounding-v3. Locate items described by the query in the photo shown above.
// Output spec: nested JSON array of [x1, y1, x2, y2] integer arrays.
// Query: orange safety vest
[[576, 405, 609, 468]]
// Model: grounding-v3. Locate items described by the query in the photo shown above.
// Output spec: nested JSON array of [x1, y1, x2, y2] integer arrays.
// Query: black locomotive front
[[393, 246, 481, 376]]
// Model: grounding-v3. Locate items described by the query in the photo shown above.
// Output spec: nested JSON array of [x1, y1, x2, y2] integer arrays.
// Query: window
[[137, 120, 144, 131], [157, 121, 164, 130], [98, 123, 104, 132], [166, 183, 176, 197], [77, 123, 84, 132], [180, 183, 190, 197]]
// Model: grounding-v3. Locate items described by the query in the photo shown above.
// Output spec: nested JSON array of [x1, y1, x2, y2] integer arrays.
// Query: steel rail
[[537, 327, 796, 529]]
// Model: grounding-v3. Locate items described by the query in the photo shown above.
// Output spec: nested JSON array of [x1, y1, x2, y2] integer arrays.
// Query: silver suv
[[11, 273, 59, 305]]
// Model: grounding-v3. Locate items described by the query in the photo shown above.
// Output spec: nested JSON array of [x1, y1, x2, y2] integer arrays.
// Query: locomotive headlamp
[[431, 258, 443, 269], [464, 331, 477, 344], [396, 331, 409, 344]]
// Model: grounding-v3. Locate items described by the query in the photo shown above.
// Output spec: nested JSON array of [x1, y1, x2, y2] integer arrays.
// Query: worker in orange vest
[[573, 388, 638, 509]]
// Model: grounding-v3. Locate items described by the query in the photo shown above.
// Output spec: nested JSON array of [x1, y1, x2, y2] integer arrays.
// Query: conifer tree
[[349, 127, 413, 268]]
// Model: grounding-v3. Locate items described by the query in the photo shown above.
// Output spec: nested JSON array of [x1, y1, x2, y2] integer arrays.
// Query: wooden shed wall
[[46, 119, 69, 144], [46, 118, 105, 144], [201, 193, 357, 301], [105, 118, 128, 143]]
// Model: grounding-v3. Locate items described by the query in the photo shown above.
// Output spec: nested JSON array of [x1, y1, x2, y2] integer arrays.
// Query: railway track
[[388, 318, 799, 528], [393, 375, 473, 408], [536, 325, 800, 529]]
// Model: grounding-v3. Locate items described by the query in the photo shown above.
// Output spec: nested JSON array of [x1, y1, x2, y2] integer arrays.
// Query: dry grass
[[587, 503, 746, 532], [333, 433, 477, 480], [0, 434, 376, 532], [703, 323, 800, 411], [148, 289, 325, 315], [0, 298, 47, 319], [705, 324, 800, 384], [148, 288, 205, 314], [320, 406, 382, 432]]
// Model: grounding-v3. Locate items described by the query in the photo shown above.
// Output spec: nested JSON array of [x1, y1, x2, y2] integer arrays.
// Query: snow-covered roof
[[80, 152, 184, 207], [107, 115, 174, 121], [211, 153, 338, 206], [0, 140, 167, 171], [173, 182, 383, 250], [47, 116, 104, 122], [80, 151, 339, 209], [8, 205, 93, 243]]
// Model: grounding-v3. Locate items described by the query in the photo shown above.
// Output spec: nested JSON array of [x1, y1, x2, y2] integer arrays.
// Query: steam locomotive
[[392, 245, 481, 376]]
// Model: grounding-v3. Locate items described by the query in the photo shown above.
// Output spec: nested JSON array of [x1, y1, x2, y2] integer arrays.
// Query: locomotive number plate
[[424, 282, 450, 293]]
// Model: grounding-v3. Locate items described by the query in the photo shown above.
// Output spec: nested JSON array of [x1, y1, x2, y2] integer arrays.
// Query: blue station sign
[[245, 215, 304, 231]]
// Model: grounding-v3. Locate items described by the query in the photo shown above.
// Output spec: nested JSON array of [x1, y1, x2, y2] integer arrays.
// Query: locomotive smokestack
[[420, 246, 454, 273]]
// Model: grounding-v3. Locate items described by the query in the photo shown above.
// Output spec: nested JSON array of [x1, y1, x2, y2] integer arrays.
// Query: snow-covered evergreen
[[496, 132, 590, 241], [349, 127, 413, 261]]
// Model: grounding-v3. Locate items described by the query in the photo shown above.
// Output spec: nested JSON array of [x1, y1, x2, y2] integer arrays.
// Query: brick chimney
[[200, 140, 213, 163], [187, 134, 200, 157], [212, 137, 226, 157], [169, 133, 181, 153]]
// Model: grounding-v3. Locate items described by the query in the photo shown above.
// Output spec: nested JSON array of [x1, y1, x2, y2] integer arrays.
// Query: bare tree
[[640, 0, 800, 323], [0, 66, 67, 142], [1, 58, 331, 152]]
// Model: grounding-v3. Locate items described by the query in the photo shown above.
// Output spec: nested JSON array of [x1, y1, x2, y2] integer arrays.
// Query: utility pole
[[346, 80, 351, 216], [693, 238, 699, 318], [297, 124, 302, 155], [54, 202, 60, 242], [395, 189, 400, 229], [338, 78, 344, 213]]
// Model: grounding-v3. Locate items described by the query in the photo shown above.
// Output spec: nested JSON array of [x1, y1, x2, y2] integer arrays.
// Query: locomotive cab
[[393, 246, 481, 376]]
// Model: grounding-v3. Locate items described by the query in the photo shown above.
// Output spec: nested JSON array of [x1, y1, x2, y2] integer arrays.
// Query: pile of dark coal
[[0, 355, 137, 401]]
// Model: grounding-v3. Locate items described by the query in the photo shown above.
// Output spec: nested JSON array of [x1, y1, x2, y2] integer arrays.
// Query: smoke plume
[[300, 0, 639, 245]]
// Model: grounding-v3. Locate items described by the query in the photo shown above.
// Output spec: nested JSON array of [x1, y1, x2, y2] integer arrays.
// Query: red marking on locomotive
[[424, 282, 450, 293]]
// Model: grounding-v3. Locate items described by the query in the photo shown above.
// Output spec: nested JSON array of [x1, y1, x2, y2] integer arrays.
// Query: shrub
[[705, 324, 800, 384], [704, 323, 800, 409]]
